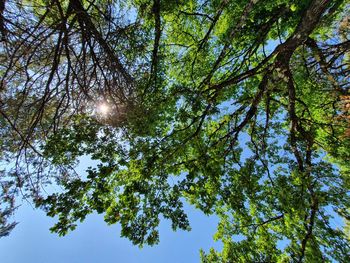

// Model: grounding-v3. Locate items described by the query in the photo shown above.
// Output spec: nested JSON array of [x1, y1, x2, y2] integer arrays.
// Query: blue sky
[[1, 155, 221, 262], [1, 193, 221, 263]]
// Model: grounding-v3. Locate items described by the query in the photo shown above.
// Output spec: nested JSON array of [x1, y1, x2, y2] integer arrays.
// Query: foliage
[[0, 170, 17, 238], [1, 0, 350, 261]]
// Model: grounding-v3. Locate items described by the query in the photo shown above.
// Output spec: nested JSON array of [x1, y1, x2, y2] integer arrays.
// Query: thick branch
[[298, 196, 318, 262], [0, 0, 5, 40], [149, 0, 161, 87], [212, 0, 332, 91]]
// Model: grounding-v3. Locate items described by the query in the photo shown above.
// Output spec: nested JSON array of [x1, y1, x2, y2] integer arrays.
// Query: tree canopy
[[1, 0, 350, 261]]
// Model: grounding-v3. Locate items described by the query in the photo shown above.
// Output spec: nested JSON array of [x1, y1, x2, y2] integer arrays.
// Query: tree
[[1, 0, 350, 261]]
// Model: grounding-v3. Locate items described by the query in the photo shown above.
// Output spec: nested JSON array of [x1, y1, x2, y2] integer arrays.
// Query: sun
[[98, 103, 110, 115]]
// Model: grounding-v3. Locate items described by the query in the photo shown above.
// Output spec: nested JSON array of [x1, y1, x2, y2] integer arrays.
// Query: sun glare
[[98, 103, 110, 115]]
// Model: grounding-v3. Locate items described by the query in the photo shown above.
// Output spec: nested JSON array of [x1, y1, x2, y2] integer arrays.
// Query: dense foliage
[[1, 0, 350, 261]]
